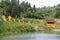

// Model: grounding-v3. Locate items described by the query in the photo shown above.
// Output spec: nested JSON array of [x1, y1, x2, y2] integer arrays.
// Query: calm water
[[0, 33, 60, 40]]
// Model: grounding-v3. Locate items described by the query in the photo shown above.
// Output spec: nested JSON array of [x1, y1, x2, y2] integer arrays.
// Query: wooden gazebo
[[45, 18, 56, 27]]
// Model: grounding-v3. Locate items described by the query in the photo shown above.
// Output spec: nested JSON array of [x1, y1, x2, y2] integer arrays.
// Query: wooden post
[[21, 16, 24, 22]]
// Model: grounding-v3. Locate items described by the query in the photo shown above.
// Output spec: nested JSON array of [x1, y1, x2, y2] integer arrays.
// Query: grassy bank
[[55, 19, 60, 29], [0, 18, 59, 35]]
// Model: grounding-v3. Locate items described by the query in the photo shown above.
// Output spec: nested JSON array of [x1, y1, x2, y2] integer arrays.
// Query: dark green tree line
[[0, 0, 60, 19]]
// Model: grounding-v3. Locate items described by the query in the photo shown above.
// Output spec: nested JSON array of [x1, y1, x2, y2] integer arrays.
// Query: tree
[[54, 7, 60, 18], [0, 0, 20, 17]]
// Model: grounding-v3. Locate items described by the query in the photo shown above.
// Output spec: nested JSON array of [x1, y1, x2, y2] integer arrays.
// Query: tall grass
[[0, 18, 56, 35]]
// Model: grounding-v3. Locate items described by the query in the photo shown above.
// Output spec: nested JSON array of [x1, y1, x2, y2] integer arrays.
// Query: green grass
[[0, 18, 36, 35], [55, 19, 60, 29], [0, 18, 59, 35]]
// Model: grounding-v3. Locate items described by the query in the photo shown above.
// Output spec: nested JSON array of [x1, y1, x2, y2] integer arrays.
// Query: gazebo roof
[[45, 18, 55, 22]]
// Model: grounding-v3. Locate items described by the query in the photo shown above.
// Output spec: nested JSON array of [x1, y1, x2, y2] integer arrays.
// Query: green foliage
[[16, 24, 35, 32], [0, 19, 35, 35], [0, 18, 58, 35], [0, 0, 60, 35], [55, 19, 60, 29], [44, 26, 53, 32], [0, 21, 7, 33], [0, 0, 60, 19]]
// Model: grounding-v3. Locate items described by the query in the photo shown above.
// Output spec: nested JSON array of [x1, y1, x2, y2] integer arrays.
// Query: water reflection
[[0, 33, 60, 40]]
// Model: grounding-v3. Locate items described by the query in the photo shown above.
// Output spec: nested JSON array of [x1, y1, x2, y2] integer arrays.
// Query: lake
[[0, 32, 60, 40]]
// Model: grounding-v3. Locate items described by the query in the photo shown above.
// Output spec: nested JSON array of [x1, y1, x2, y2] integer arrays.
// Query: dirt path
[[33, 26, 45, 32], [53, 29, 60, 32]]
